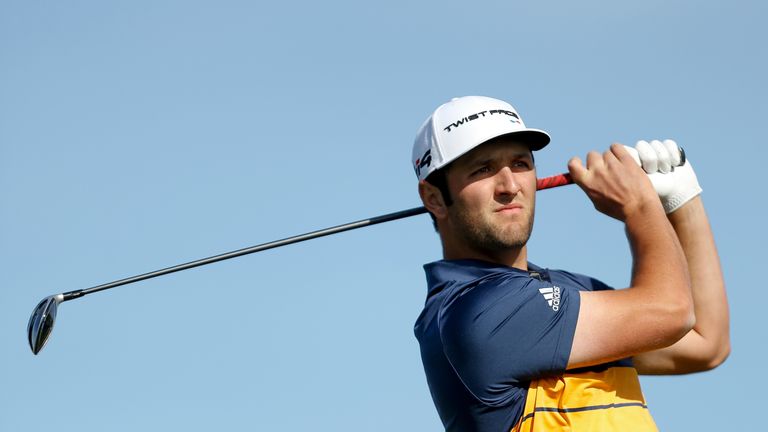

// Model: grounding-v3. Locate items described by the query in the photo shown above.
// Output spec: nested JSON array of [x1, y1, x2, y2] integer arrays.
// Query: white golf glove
[[624, 139, 702, 214]]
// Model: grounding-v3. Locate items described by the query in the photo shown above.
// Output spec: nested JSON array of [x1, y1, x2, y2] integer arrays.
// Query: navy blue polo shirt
[[414, 259, 615, 431]]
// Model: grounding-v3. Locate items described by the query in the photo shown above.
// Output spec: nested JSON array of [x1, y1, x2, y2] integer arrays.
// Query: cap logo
[[443, 109, 521, 133], [414, 149, 432, 177]]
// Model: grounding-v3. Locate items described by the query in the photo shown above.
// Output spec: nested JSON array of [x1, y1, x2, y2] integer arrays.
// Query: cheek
[[454, 182, 492, 207], [522, 172, 538, 193]]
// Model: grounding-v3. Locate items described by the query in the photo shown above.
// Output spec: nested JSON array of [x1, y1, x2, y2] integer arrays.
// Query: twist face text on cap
[[443, 109, 521, 133]]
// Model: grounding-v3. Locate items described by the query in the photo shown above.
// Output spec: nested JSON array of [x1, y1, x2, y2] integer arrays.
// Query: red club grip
[[536, 173, 573, 190]]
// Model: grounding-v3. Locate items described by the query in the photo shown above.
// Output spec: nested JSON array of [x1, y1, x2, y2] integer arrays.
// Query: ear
[[418, 180, 448, 219]]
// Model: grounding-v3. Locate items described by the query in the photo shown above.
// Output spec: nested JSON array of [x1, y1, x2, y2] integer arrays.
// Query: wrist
[[662, 186, 702, 214], [667, 196, 704, 225], [624, 198, 668, 230]]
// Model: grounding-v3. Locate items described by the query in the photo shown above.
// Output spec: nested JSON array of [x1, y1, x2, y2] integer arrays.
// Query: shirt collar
[[423, 259, 543, 288]]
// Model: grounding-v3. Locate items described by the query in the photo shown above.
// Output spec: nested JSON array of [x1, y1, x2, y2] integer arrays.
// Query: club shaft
[[62, 206, 428, 300], [61, 172, 573, 301]]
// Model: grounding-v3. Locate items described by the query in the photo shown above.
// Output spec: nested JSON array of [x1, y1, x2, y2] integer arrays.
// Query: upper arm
[[568, 287, 693, 369]]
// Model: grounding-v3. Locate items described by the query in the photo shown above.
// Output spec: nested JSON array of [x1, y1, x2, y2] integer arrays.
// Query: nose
[[494, 167, 521, 200]]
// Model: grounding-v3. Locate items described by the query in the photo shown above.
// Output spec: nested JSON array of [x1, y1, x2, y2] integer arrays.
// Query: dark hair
[[424, 168, 453, 231]]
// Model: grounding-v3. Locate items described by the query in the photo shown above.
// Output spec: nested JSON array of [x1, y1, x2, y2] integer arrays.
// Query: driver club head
[[28, 294, 63, 355]]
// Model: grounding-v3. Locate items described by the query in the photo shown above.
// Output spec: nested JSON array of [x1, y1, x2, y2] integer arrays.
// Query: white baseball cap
[[412, 96, 550, 181]]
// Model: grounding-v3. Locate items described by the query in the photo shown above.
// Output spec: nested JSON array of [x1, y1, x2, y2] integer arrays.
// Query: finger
[[567, 156, 588, 184], [635, 140, 658, 173], [650, 139, 672, 173], [604, 145, 624, 171], [611, 143, 637, 164], [585, 150, 604, 170], [662, 139, 682, 166], [622, 144, 642, 166]]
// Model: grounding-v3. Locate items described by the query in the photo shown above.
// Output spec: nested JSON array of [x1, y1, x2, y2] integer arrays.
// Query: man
[[412, 96, 729, 431]]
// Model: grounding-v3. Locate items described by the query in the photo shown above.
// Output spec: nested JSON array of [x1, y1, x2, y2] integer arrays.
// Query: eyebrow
[[466, 152, 532, 166], [469, 157, 494, 167]]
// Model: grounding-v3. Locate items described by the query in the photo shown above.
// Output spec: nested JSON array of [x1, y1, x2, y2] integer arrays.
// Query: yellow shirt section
[[512, 367, 658, 432]]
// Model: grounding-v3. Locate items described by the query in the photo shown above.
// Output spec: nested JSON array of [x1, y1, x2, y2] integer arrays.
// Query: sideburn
[[426, 169, 453, 206], [425, 169, 453, 231]]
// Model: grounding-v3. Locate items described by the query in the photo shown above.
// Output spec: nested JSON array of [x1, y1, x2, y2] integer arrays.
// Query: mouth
[[495, 204, 523, 214]]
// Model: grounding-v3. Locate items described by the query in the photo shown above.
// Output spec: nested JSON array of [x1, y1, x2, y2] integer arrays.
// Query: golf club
[[28, 172, 575, 354]]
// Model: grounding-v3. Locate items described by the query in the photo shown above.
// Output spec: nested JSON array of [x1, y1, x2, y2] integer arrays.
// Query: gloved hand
[[623, 139, 702, 214]]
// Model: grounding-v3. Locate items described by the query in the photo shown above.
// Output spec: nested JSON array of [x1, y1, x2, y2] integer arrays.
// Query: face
[[442, 138, 537, 256]]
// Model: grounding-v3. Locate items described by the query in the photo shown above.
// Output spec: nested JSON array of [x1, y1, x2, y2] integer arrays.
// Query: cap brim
[[495, 129, 550, 151]]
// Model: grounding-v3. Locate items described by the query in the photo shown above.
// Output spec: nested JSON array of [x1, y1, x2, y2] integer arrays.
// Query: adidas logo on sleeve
[[538, 286, 561, 311]]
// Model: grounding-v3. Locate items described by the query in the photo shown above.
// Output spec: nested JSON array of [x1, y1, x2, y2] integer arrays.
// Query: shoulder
[[545, 267, 614, 292], [439, 269, 575, 340], [437, 268, 584, 389], [443, 271, 541, 315]]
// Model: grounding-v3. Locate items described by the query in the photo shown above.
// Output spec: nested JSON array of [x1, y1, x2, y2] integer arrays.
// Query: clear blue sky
[[2, 1, 765, 430]]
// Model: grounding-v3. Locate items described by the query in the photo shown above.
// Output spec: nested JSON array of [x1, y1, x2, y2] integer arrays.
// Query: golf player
[[412, 96, 729, 431]]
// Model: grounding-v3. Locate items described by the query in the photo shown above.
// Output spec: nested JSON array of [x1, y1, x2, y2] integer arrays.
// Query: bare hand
[[568, 144, 661, 221]]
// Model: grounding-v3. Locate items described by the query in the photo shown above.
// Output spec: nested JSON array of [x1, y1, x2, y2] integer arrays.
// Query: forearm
[[668, 197, 730, 364], [625, 202, 693, 330], [634, 197, 730, 374]]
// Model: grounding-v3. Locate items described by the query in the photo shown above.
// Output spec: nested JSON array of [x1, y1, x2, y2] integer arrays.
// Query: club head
[[27, 294, 63, 355]]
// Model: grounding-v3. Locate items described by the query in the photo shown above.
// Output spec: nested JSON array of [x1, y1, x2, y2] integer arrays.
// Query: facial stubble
[[449, 199, 535, 254]]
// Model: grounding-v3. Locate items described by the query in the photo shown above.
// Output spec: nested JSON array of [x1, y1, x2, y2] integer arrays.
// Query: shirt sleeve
[[438, 273, 580, 406], [550, 269, 614, 292]]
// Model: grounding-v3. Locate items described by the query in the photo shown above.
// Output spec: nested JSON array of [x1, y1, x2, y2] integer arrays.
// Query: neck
[[441, 238, 529, 270]]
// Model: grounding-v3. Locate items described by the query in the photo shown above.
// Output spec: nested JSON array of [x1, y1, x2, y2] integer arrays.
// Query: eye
[[470, 165, 492, 176], [511, 160, 532, 170]]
